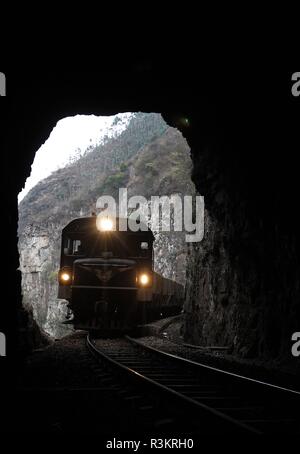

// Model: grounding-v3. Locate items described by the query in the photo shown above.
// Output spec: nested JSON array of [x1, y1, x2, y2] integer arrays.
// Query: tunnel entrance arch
[[6, 67, 299, 366], [17, 112, 196, 338]]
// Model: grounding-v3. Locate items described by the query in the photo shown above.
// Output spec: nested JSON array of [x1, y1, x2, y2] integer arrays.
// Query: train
[[58, 215, 184, 332]]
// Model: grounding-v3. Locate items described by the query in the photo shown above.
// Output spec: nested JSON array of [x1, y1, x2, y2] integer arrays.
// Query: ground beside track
[[142, 316, 300, 392], [4, 316, 299, 432]]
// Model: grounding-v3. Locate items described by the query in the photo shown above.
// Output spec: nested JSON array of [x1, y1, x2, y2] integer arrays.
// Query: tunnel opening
[[17, 112, 196, 338], [13, 99, 300, 373], [7, 64, 299, 376]]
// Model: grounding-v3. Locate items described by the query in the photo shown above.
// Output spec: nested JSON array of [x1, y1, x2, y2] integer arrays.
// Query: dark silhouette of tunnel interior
[[1, 61, 300, 374]]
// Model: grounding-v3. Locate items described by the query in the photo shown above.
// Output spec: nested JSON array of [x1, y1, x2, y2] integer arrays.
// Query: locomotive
[[58, 215, 184, 331]]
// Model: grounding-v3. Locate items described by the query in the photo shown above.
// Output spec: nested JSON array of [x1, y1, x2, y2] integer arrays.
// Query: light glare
[[140, 273, 149, 285], [98, 218, 114, 231], [61, 272, 71, 281]]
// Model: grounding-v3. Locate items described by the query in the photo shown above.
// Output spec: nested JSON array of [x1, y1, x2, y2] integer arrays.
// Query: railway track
[[86, 334, 300, 434]]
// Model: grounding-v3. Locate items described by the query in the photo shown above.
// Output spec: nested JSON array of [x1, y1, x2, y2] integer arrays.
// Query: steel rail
[[86, 333, 260, 434]]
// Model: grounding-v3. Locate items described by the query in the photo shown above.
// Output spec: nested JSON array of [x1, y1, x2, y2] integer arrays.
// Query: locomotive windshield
[[63, 232, 151, 259]]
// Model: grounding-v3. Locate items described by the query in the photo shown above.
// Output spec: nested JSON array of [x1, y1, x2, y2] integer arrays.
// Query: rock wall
[[18, 224, 72, 338], [184, 143, 300, 363]]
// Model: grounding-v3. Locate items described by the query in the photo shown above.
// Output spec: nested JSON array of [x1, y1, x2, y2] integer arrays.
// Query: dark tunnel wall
[[1, 62, 299, 365]]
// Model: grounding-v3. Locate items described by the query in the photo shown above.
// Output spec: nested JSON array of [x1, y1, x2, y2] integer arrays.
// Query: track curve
[[87, 334, 300, 434]]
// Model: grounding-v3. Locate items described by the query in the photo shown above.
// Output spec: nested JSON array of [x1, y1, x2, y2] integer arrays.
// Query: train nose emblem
[[94, 269, 114, 283]]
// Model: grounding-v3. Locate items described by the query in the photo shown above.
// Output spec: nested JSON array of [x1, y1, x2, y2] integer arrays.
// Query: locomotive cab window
[[73, 240, 83, 255], [64, 238, 85, 256]]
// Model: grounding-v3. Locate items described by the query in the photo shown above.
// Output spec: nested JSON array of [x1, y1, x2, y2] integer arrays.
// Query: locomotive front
[[58, 216, 154, 331]]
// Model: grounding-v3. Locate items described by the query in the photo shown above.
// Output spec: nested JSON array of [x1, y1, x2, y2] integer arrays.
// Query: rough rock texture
[[18, 113, 194, 337], [17, 305, 51, 354], [184, 141, 300, 364], [18, 225, 69, 337]]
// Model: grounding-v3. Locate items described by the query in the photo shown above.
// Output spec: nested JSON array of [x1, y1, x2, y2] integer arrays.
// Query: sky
[[18, 113, 133, 203]]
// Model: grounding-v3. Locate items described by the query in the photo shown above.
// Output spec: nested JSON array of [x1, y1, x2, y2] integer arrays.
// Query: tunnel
[[1, 62, 300, 434]]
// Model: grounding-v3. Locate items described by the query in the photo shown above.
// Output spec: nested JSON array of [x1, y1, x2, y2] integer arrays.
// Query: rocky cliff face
[[18, 224, 69, 337], [184, 142, 300, 364], [18, 113, 194, 337]]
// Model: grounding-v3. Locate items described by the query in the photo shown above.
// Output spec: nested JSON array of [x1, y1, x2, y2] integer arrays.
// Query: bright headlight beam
[[140, 273, 149, 285], [61, 272, 71, 281], [98, 217, 114, 232]]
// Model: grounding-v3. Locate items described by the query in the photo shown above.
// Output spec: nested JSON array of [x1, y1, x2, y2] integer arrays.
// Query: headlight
[[58, 268, 72, 285], [61, 272, 71, 282], [137, 272, 152, 287], [96, 216, 114, 232]]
